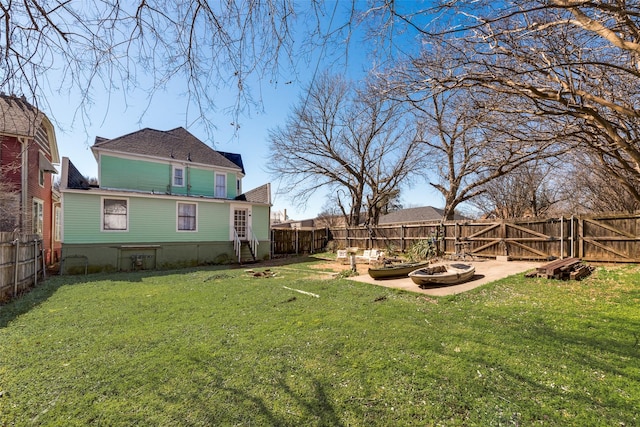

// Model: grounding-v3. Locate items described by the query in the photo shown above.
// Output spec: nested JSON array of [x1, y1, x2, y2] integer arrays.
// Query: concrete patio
[[347, 259, 539, 296]]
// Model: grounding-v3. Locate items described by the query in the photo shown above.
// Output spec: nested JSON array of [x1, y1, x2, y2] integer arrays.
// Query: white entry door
[[234, 208, 248, 239]]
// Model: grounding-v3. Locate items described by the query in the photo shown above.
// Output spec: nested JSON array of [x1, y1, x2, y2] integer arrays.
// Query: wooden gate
[[577, 214, 640, 262], [448, 218, 572, 261]]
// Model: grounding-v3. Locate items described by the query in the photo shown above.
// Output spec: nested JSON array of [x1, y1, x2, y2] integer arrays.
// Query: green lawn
[[1, 257, 638, 426]]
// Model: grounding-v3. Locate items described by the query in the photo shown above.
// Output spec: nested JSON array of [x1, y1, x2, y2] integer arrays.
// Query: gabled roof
[[0, 94, 44, 137], [218, 151, 245, 174], [235, 183, 271, 205], [92, 127, 242, 172], [379, 206, 466, 224]]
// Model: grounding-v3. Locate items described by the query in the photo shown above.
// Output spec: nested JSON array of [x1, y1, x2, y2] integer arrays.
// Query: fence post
[[578, 216, 584, 258], [41, 243, 47, 280], [560, 216, 564, 259], [33, 239, 38, 287], [13, 239, 19, 297]]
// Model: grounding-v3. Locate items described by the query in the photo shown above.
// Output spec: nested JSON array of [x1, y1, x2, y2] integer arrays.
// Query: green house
[[60, 127, 271, 273]]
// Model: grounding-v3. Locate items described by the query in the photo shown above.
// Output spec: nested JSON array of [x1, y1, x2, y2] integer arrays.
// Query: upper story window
[[102, 198, 128, 231], [177, 202, 197, 231], [173, 166, 184, 187], [215, 173, 226, 198]]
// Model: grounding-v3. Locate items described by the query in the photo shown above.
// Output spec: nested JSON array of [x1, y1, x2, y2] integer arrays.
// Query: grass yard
[[1, 257, 639, 426]]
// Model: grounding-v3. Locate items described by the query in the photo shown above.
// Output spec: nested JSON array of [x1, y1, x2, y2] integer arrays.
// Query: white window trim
[[101, 196, 129, 232], [54, 206, 62, 242], [173, 165, 185, 187], [176, 201, 198, 232], [215, 173, 226, 198], [229, 204, 251, 241], [33, 197, 44, 235]]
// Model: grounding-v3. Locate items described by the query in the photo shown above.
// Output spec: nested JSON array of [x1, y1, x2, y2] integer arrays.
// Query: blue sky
[[45, 2, 444, 220]]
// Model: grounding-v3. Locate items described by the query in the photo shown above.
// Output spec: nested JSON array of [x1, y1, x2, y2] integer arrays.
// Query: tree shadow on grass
[[157, 372, 344, 426], [0, 255, 327, 328], [0, 276, 71, 328]]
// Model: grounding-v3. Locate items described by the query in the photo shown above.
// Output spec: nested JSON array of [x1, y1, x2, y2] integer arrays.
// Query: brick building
[[0, 95, 61, 264]]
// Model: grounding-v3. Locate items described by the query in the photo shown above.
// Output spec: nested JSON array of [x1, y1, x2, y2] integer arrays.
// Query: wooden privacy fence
[[0, 232, 46, 302], [272, 213, 640, 263], [271, 228, 331, 256]]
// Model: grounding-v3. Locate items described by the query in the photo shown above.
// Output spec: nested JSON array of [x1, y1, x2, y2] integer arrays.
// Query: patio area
[[347, 259, 539, 296]]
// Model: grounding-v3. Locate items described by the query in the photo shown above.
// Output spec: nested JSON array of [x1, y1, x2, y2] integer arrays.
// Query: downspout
[[20, 138, 28, 231], [187, 165, 191, 196]]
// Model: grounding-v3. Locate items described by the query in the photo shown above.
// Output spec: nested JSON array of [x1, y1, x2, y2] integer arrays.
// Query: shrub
[[407, 238, 437, 261]]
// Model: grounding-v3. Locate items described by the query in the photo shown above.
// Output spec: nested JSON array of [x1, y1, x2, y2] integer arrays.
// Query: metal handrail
[[233, 227, 259, 263], [233, 229, 242, 263], [248, 226, 259, 259]]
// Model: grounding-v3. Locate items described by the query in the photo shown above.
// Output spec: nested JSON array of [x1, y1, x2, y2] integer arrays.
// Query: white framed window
[[215, 173, 226, 198], [177, 202, 197, 231], [38, 169, 45, 187], [102, 198, 128, 231], [54, 206, 61, 241], [173, 166, 184, 187], [33, 198, 44, 235]]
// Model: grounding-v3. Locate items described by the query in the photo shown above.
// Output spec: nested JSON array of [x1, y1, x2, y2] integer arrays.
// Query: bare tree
[[395, 68, 566, 220], [267, 72, 424, 226], [562, 151, 640, 214], [0, 166, 20, 232], [0, 1, 360, 133], [372, 1, 640, 206], [470, 160, 567, 219]]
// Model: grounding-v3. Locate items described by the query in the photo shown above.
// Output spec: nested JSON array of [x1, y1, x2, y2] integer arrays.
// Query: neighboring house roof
[[236, 183, 271, 204], [65, 159, 92, 190], [92, 127, 242, 172], [378, 206, 466, 224], [271, 218, 317, 229], [0, 94, 60, 163], [0, 94, 43, 137]]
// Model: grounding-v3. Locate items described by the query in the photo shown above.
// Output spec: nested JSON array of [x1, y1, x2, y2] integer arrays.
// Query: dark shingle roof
[[379, 206, 466, 224], [0, 94, 43, 137], [92, 127, 242, 171], [66, 159, 91, 190], [235, 183, 271, 204], [218, 151, 245, 174]]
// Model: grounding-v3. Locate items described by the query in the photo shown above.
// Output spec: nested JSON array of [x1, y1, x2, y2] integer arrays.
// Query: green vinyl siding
[[63, 192, 231, 244], [100, 154, 235, 198], [101, 155, 170, 193], [226, 173, 237, 198], [189, 168, 214, 197], [251, 205, 270, 240], [63, 193, 102, 243]]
